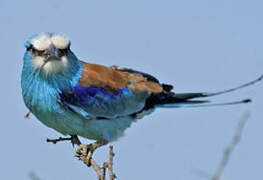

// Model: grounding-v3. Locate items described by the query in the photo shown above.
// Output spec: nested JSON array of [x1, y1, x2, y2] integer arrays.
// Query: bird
[[21, 33, 262, 164]]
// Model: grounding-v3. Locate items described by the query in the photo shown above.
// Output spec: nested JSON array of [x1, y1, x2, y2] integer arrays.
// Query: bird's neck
[[21, 59, 82, 111]]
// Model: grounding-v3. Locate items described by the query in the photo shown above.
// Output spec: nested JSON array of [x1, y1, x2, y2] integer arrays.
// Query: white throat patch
[[33, 56, 68, 75]]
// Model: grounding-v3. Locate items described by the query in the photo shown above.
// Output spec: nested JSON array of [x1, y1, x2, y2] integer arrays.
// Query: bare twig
[[46, 135, 115, 180], [46, 137, 72, 144], [194, 112, 250, 180], [193, 169, 229, 180], [193, 169, 213, 179], [108, 145, 116, 180], [77, 144, 116, 180], [102, 162, 108, 180], [47, 135, 81, 147], [90, 159, 104, 180], [211, 112, 250, 180], [77, 149, 104, 180]]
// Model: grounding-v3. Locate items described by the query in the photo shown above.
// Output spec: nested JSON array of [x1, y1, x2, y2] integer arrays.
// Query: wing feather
[[59, 62, 163, 119], [79, 62, 163, 94]]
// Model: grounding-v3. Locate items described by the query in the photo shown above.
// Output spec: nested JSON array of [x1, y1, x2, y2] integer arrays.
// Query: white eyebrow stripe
[[31, 34, 52, 51], [51, 35, 70, 49]]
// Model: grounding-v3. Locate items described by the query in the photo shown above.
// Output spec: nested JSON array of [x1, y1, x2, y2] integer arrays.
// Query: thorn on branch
[[25, 111, 31, 118]]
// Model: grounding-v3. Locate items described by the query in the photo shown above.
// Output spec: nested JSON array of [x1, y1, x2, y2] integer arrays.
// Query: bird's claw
[[75, 140, 108, 167], [70, 135, 81, 147], [76, 144, 95, 166]]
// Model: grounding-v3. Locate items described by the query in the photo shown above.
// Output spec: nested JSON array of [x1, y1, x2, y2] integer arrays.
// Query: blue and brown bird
[[21, 33, 262, 164]]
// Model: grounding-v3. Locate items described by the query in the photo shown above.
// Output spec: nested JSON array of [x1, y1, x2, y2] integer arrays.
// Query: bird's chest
[[22, 74, 89, 136], [22, 78, 69, 127], [23, 81, 58, 111]]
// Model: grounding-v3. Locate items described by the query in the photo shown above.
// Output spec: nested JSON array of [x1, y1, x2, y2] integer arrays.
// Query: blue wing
[[59, 84, 149, 119]]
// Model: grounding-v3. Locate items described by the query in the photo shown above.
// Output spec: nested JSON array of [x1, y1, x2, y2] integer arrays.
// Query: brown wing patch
[[130, 81, 163, 93], [79, 62, 163, 94]]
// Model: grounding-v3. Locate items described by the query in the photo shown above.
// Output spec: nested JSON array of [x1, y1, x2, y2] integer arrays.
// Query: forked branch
[[47, 137, 116, 180]]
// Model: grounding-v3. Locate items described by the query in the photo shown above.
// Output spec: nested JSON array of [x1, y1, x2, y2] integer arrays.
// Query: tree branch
[[46, 137, 73, 144], [108, 145, 116, 180], [47, 136, 116, 180], [77, 145, 116, 180], [194, 112, 250, 180], [211, 112, 250, 180]]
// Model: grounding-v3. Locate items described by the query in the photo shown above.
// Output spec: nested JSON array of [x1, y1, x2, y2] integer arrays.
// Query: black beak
[[43, 44, 62, 60]]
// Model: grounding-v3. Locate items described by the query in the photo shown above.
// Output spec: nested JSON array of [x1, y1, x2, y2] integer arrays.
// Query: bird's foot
[[76, 140, 108, 167], [47, 135, 81, 147], [70, 135, 82, 146]]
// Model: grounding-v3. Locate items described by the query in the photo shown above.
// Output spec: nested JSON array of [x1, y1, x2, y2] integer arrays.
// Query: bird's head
[[24, 33, 78, 75]]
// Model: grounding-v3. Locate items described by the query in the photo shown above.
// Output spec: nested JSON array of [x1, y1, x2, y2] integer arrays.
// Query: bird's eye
[[36, 50, 45, 56], [26, 44, 33, 51], [60, 46, 70, 54], [27, 45, 45, 55]]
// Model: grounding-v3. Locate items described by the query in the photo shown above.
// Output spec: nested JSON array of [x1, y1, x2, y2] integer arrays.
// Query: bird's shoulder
[[78, 61, 163, 94]]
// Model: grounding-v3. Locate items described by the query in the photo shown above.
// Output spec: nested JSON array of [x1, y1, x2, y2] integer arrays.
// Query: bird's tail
[[153, 74, 263, 108]]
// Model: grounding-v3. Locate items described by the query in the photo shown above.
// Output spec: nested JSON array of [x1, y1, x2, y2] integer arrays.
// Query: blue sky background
[[0, 0, 262, 179]]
